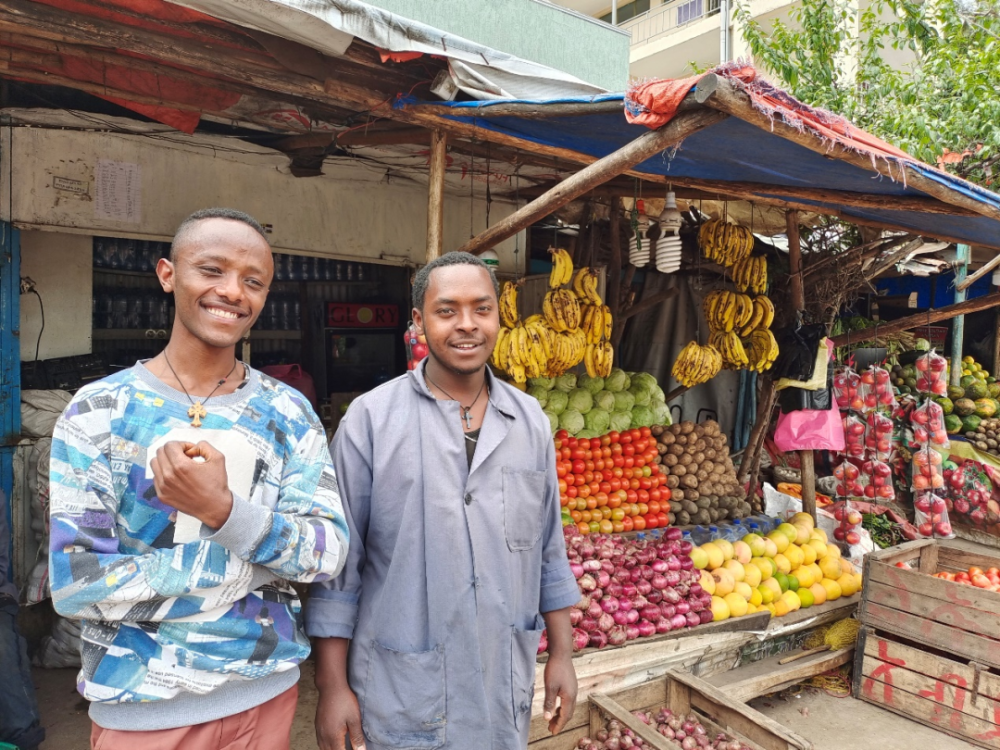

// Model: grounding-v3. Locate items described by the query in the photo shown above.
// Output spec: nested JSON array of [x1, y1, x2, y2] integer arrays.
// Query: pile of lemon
[[690, 512, 863, 621]]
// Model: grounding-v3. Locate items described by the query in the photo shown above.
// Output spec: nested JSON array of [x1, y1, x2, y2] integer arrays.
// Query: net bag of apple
[[862, 458, 895, 502], [833, 366, 862, 410], [945, 459, 994, 528], [915, 349, 950, 396], [908, 400, 950, 451], [857, 365, 897, 411], [833, 459, 865, 498], [913, 491, 955, 539], [865, 411, 896, 461], [842, 413, 867, 459], [831, 499, 864, 545]]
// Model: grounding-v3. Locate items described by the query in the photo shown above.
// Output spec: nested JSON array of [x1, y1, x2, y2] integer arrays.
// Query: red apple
[[846, 530, 861, 545]]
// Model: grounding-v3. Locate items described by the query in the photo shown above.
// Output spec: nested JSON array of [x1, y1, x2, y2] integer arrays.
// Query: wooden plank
[[828, 292, 1000, 348], [528, 725, 590, 750], [405, 98, 629, 119], [865, 579, 1000, 640], [935, 543, 1000, 572], [528, 697, 591, 743], [762, 595, 858, 638], [862, 654, 1000, 725], [591, 692, 674, 749], [667, 675, 692, 716], [455, 107, 728, 256], [863, 631, 1000, 702], [957, 252, 1000, 291], [867, 538, 937, 564], [670, 671, 811, 750], [866, 557, 1000, 618], [706, 647, 855, 702], [859, 675, 1000, 749], [861, 601, 1000, 670], [918, 543, 940, 574]]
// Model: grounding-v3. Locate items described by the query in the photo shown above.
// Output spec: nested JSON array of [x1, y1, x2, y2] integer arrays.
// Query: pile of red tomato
[[931, 564, 1000, 592], [556, 427, 672, 535]]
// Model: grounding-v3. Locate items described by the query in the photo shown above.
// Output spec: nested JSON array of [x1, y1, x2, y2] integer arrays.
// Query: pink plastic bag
[[261, 363, 318, 410], [774, 403, 846, 452]]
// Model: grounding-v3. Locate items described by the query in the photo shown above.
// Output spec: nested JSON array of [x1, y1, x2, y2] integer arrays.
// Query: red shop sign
[[326, 303, 399, 328]]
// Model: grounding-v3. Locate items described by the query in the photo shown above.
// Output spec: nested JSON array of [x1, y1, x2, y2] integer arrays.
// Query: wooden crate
[[858, 539, 1000, 671], [854, 626, 1000, 749], [529, 669, 812, 750]]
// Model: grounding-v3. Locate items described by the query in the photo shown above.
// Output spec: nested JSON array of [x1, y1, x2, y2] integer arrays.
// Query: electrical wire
[[30, 288, 44, 362]]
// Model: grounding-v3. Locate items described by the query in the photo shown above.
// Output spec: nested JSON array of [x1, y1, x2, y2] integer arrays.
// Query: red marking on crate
[[865, 639, 907, 704]]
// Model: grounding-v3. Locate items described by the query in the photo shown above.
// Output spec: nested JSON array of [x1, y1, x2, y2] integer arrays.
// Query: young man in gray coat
[[309, 252, 579, 750]]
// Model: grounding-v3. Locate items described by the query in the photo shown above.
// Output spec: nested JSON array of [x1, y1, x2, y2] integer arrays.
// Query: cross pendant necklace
[[425, 373, 487, 431], [163, 350, 239, 427]]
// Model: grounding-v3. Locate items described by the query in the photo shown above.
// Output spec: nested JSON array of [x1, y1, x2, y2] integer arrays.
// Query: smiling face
[[412, 264, 499, 377], [157, 218, 273, 351]]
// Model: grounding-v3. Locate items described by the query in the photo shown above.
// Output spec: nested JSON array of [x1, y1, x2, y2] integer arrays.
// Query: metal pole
[[950, 243, 970, 386], [0, 220, 21, 583], [611, 1, 618, 25], [719, 0, 730, 62]]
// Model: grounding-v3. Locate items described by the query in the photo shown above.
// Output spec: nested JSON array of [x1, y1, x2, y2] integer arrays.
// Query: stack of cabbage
[[529, 367, 671, 437]]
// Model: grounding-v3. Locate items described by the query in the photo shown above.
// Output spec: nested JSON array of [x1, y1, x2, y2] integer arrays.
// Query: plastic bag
[[842, 413, 867, 458], [914, 350, 949, 396], [913, 491, 954, 538], [773, 402, 845, 451], [861, 459, 895, 501], [865, 411, 895, 461], [858, 366, 897, 411], [831, 499, 863, 545], [833, 460, 865, 497], [833, 367, 861, 411], [911, 446, 945, 491], [909, 400, 950, 450]]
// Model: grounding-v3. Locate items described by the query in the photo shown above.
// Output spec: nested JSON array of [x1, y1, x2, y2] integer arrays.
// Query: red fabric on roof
[[378, 49, 424, 64], [626, 64, 912, 164], [100, 97, 201, 132]]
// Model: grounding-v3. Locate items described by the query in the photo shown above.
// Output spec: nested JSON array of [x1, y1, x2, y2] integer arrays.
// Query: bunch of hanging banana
[[731, 254, 768, 294], [549, 328, 588, 378], [548, 247, 574, 289], [542, 288, 582, 332], [703, 290, 754, 333], [747, 328, 779, 372], [584, 340, 614, 379], [492, 321, 547, 383], [572, 268, 603, 306], [581, 303, 613, 345], [672, 342, 723, 388], [737, 294, 775, 337], [499, 281, 520, 328], [699, 219, 754, 267], [710, 330, 750, 368]]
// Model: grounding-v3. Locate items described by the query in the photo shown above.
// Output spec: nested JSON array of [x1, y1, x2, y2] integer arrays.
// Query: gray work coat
[[307, 362, 579, 750]]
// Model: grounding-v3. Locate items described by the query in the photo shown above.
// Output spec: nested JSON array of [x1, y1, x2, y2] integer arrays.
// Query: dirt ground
[[35, 659, 974, 750]]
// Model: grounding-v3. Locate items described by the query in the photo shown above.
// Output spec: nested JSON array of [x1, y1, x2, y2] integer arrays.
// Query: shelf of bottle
[[92, 329, 303, 340], [93, 267, 381, 285]]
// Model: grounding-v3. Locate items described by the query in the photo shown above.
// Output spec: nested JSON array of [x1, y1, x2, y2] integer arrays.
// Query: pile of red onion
[[543, 527, 712, 654], [575, 711, 752, 750]]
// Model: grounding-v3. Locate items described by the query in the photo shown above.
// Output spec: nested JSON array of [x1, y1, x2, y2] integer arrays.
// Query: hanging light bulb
[[628, 199, 652, 268], [655, 190, 683, 273]]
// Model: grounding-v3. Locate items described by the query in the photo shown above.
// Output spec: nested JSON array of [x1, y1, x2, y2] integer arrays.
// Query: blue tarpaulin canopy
[[400, 77, 1000, 250]]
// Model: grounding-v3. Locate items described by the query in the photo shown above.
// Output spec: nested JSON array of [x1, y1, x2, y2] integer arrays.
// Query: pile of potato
[[651, 420, 751, 526]]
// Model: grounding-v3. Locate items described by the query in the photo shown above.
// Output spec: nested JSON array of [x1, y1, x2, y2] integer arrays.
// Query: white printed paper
[[95, 159, 142, 223]]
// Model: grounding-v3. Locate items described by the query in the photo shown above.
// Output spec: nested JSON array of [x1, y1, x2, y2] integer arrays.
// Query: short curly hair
[[412, 251, 499, 311]]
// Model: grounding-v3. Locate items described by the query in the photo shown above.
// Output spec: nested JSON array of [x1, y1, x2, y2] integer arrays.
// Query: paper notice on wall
[[95, 159, 142, 223]]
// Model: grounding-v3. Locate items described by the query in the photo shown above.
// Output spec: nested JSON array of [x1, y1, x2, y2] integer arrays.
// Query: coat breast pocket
[[362, 640, 447, 749], [501, 467, 546, 552]]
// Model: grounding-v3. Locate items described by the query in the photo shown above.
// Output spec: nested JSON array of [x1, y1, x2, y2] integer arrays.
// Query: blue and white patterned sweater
[[49, 362, 349, 730]]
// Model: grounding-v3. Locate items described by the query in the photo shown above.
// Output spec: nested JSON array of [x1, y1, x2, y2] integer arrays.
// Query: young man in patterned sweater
[[49, 208, 349, 750]]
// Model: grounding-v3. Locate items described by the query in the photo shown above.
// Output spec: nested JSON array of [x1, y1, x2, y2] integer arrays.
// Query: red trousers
[[90, 685, 298, 750]]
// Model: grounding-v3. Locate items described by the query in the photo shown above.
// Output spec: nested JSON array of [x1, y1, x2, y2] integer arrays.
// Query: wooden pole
[[456, 107, 728, 256], [956, 252, 1000, 292], [741, 380, 778, 510], [950, 244, 970, 386], [608, 198, 623, 320], [694, 73, 1000, 225], [827, 291, 1000, 347], [785, 209, 817, 521], [425, 130, 447, 264]]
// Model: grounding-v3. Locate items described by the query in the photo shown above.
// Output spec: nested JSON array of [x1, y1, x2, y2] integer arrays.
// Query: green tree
[[733, 0, 1000, 188]]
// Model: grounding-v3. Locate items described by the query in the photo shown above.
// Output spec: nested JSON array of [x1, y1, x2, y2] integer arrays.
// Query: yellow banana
[[500, 282, 519, 328]]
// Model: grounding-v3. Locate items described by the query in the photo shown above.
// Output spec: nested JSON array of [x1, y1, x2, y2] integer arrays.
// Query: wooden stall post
[[950, 244, 970, 387], [608, 197, 623, 320], [786, 210, 817, 521], [425, 130, 447, 264]]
